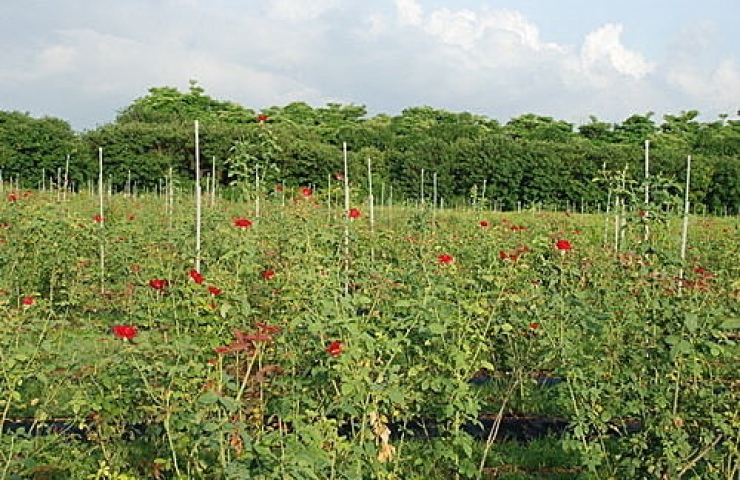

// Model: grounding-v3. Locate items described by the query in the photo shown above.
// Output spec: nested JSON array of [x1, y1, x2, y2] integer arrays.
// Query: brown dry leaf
[[229, 431, 244, 457], [369, 411, 395, 463], [377, 441, 396, 463]]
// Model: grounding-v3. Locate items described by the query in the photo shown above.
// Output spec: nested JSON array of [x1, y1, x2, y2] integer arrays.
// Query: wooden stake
[[367, 157, 375, 232], [343, 142, 350, 296], [679, 155, 692, 292], [98, 148, 105, 294], [194, 120, 202, 272]]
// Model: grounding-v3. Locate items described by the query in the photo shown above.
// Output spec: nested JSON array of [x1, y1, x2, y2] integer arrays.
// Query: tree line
[[1, 81, 738, 213]]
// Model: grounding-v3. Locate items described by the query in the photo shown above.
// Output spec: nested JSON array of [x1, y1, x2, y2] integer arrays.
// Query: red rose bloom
[[112, 325, 138, 340], [348, 208, 361, 219], [208, 285, 222, 296], [438, 254, 454, 264], [257, 114, 269, 122], [149, 278, 169, 290], [189, 269, 205, 284], [555, 239, 572, 251], [300, 187, 312, 198], [234, 218, 252, 228], [326, 341, 343, 358], [261, 269, 276, 281], [478, 220, 489, 227], [93, 215, 104, 223], [21, 296, 34, 306]]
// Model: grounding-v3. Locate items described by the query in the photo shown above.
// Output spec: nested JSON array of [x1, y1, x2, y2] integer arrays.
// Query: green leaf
[[197, 391, 221, 405], [684, 313, 698, 333], [218, 396, 240, 413], [719, 317, 740, 330], [665, 335, 681, 345], [387, 387, 405, 404]]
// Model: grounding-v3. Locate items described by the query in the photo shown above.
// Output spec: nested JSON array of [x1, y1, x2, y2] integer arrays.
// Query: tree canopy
[[1, 83, 738, 213]]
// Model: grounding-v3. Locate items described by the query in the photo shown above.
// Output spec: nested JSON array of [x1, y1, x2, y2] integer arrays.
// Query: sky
[[1, 0, 739, 131]]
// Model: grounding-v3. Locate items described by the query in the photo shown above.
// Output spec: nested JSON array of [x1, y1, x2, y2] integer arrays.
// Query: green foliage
[[1, 85, 739, 212], [0, 111, 78, 188], [225, 122, 282, 200], [117, 80, 256, 125], [0, 189, 737, 478]]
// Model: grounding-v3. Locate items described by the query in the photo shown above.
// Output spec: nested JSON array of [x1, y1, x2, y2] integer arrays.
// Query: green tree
[[116, 80, 256, 125], [0, 111, 78, 188], [578, 116, 615, 144], [503, 114, 574, 142], [81, 121, 191, 189], [614, 113, 656, 144]]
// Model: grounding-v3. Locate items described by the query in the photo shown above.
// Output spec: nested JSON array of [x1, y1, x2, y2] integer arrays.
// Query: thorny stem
[[234, 347, 261, 404], [672, 364, 681, 416], [476, 375, 521, 479], [677, 434, 723, 479]]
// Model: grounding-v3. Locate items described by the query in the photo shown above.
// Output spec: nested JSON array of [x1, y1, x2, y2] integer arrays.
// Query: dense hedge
[[1, 85, 738, 212]]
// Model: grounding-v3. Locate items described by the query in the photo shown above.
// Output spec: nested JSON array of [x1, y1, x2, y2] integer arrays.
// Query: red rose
[[208, 285, 222, 296], [555, 239, 572, 251], [348, 208, 361, 219], [149, 278, 169, 290], [438, 254, 454, 264], [112, 325, 138, 340], [326, 341, 343, 358], [233, 218, 252, 228], [261, 269, 275, 281], [189, 269, 205, 284]]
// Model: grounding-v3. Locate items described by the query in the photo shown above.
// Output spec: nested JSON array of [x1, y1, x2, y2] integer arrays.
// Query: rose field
[[0, 186, 738, 479]]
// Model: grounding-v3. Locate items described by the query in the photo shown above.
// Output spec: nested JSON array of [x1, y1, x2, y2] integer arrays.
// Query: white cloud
[[425, 8, 479, 50], [579, 23, 654, 82], [662, 22, 740, 114], [394, 1, 561, 56], [0, 0, 737, 129], [365, 12, 390, 37], [266, 0, 340, 23], [37, 45, 79, 75], [712, 59, 740, 100], [395, 0, 423, 27], [667, 57, 740, 110]]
